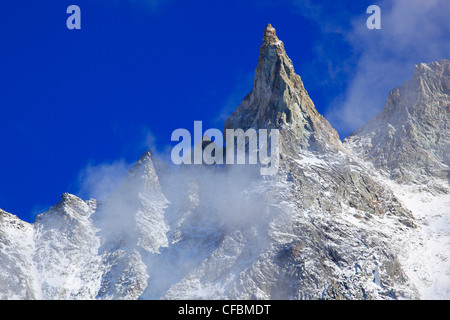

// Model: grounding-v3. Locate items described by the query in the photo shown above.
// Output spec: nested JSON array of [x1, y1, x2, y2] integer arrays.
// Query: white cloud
[[330, 0, 450, 136], [77, 160, 131, 201], [294, 0, 450, 137]]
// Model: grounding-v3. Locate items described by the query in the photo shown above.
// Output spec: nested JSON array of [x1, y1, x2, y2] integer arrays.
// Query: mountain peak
[[264, 23, 274, 31], [137, 150, 153, 163], [129, 150, 156, 176], [262, 24, 280, 46], [33, 193, 94, 224], [225, 24, 342, 155], [344, 59, 450, 187], [254, 24, 291, 98]]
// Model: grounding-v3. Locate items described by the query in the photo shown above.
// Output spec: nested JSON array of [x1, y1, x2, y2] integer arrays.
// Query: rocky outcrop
[[345, 60, 450, 190]]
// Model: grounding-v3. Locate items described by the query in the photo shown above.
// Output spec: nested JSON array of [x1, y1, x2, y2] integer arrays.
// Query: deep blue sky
[[2, 0, 442, 222]]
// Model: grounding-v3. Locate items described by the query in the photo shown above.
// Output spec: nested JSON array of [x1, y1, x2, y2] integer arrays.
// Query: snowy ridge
[[33, 194, 102, 299]]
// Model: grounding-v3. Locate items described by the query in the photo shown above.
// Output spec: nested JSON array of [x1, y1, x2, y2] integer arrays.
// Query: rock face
[[224, 24, 342, 156], [344, 60, 450, 190], [0, 25, 448, 300]]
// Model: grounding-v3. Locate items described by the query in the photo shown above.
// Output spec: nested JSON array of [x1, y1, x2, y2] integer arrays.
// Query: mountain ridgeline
[[0, 25, 448, 300]]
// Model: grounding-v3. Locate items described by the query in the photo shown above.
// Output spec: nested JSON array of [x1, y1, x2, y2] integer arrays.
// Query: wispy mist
[[76, 141, 275, 298], [294, 0, 450, 137], [77, 160, 132, 201]]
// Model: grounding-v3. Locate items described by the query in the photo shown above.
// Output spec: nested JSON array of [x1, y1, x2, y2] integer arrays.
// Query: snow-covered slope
[[33, 194, 101, 299], [0, 25, 448, 300], [381, 182, 450, 299], [0, 209, 39, 299]]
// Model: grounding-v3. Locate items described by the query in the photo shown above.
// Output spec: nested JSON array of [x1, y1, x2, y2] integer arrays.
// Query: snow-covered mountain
[[0, 25, 448, 300], [345, 59, 450, 189]]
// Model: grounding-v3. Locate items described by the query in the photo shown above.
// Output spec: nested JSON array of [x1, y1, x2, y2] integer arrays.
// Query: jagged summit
[[345, 59, 450, 188], [140, 150, 153, 160], [127, 149, 169, 188], [261, 23, 281, 45], [225, 24, 341, 155], [129, 150, 154, 173], [33, 193, 95, 224]]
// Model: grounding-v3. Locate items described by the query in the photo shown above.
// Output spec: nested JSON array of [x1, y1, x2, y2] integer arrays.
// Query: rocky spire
[[224, 24, 342, 156], [253, 24, 302, 101]]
